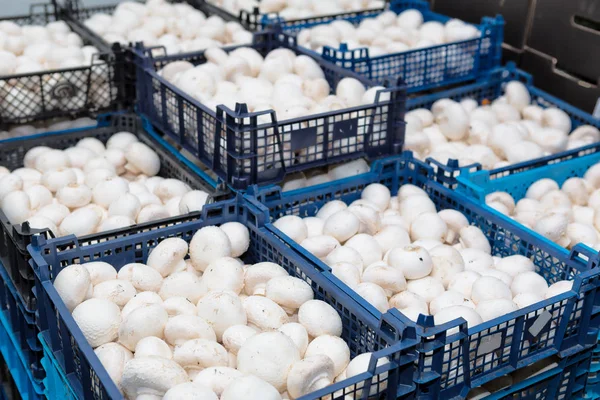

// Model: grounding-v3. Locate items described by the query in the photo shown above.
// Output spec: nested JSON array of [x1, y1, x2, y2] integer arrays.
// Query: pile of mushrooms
[[0, 19, 107, 117], [0, 20, 93, 74], [297, 10, 480, 56], [158, 46, 389, 170], [83, 0, 252, 54], [484, 164, 600, 250], [404, 80, 600, 169], [0, 133, 210, 236], [54, 223, 387, 399], [273, 183, 573, 330], [0, 117, 96, 140], [207, 0, 385, 19]]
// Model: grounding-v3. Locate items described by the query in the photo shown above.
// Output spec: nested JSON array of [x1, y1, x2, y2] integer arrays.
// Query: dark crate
[[245, 152, 600, 398], [0, 3, 131, 128], [134, 30, 406, 190], [0, 113, 226, 314], [30, 195, 418, 400]]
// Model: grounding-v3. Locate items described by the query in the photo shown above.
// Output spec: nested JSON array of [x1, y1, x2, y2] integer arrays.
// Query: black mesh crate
[[0, 3, 132, 128]]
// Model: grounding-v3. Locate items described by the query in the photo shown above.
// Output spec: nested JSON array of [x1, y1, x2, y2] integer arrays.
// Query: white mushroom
[[237, 332, 300, 393], [121, 356, 189, 399]]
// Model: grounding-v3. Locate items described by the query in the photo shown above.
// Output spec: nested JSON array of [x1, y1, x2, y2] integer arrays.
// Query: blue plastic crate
[[452, 150, 600, 399], [134, 30, 406, 190], [0, 3, 129, 127], [0, 260, 44, 388], [245, 151, 600, 398], [28, 195, 418, 400], [0, 112, 224, 315], [0, 262, 44, 400], [39, 332, 77, 400], [273, 0, 503, 93], [407, 63, 600, 188]]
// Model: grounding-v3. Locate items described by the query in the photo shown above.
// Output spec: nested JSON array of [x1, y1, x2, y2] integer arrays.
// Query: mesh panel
[[0, 7, 119, 126]]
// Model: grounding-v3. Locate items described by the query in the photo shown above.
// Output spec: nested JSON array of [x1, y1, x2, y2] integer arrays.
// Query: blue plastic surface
[[276, 0, 504, 92], [29, 195, 418, 400], [245, 151, 600, 398], [134, 30, 406, 190], [0, 263, 43, 400], [407, 63, 600, 188], [0, 260, 43, 387], [39, 332, 77, 400]]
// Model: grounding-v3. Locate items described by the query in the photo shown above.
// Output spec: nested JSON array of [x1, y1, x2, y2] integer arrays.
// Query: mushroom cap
[[54, 264, 91, 312], [222, 324, 259, 355], [189, 226, 232, 272], [265, 276, 314, 311], [163, 297, 197, 317], [243, 262, 288, 296], [287, 355, 335, 399], [193, 367, 244, 397], [73, 298, 121, 348], [118, 303, 169, 351], [243, 295, 289, 331], [173, 338, 229, 371], [304, 335, 351, 377], [237, 331, 301, 392], [387, 245, 433, 280], [197, 290, 247, 341], [147, 237, 189, 277], [92, 279, 137, 307], [121, 356, 189, 399], [220, 375, 282, 400], [121, 291, 163, 320], [134, 336, 173, 359], [345, 353, 390, 397], [118, 263, 163, 292], [219, 222, 250, 258], [298, 300, 343, 337], [163, 382, 218, 400], [159, 271, 205, 303], [164, 315, 217, 346], [94, 342, 132, 391], [125, 142, 160, 176], [83, 261, 117, 285], [200, 257, 244, 294], [278, 322, 309, 357]]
